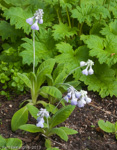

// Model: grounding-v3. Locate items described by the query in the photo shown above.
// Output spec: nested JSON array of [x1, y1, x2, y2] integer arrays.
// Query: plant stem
[[33, 30, 35, 73], [63, 66, 81, 83], [51, 98, 63, 115], [66, 7, 71, 28]]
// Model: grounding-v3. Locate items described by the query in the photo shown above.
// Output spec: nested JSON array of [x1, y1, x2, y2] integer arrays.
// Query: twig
[[88, 103, 117, 118]]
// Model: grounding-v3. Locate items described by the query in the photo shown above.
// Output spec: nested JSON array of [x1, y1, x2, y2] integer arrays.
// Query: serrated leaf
[[39, 86, 62, 99], [80, 61, 117, 98], [60, 127, 78, 135], [81, 35, 117, 66], [0, 21, 24, 42], [20, 29, 56, 65], [100, 20, 117, 36], [52, 22, 77, 40], [50, 128, 68, 141], [6, 138, 22, 150], [19, 124, 43, 133], [50, 105, 75, 128], [98, 120, 115, 133], [11, 106, 28, 131], [4, 7, 32, 34], [26, 104, 39, 119]]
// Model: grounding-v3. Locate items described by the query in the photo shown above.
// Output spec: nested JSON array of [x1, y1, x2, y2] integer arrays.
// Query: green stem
[[79, 22, 83, 36], [63, 66, 81, 83], [33, 30, 35, 73], [66, 7, 71, 28], [56, 9, 61, 23]]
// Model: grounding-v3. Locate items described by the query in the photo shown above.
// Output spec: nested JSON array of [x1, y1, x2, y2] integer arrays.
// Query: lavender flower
[[26, 9, 44, 30], [64, 86, 92, 108], [37, 108, 49, 118], [80, 59, 94, 76], [36, 117, 44, 128]]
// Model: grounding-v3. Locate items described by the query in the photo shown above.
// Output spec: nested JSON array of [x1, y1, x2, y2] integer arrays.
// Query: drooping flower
[[26, 17, 34, 25], [26, 9, 44, 30], [36, 117, 44, 128], [64, 86, 92, 108], [80, 59, 94, 76]]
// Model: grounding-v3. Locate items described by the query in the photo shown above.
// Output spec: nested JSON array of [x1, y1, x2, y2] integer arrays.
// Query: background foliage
[[0, 0, 117, 98]]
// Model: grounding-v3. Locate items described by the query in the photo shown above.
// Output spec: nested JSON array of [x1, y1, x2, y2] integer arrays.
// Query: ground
[[0, 91, 117, 150]]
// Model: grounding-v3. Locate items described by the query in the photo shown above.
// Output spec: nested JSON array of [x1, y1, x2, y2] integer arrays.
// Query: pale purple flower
[[80, 61, 87, 67], [67, 92, 72, 98], [71, 94, 77, 105], [77, 100, 85, 108], [88, 67, 94, 75], [37, 108, 49, 118], [38, 18, 43, 24], [64, 95, 69, 102], [82, 68, 88, 76], [36, 117, 44, 128], [85, 97, 91, 103], [75, 91, 81, 98], [31, 20, 39, 30], [26, 17, 34, 25]]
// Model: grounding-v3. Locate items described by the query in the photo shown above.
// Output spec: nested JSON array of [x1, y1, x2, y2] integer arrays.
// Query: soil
[[0, 91, 117, 150]]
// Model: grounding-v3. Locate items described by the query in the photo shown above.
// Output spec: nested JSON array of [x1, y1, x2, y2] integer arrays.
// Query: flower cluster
[[26, 9, 44, 30], [80, 59, 94, 76], [64, 86, 91, 107], [36, 108, 49, 128]]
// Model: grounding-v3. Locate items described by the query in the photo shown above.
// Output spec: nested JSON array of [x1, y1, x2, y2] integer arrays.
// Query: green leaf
[[80, 61, 117, 98], [98, 120, 115, 133], [0, 135, 6, 147], [52, 22, 77, 40], [60, 127, 78, 135], [0, 21, 24, 42], [81, 35, 117, 66], [20, 29, 56, 65], [6, 138, 22, 150], [50, 128, 68, 141], [39, 86, 62, 99], [4, 7, 32, 34], [11, 106, 28, 131], [18, 73, 31, 88], [46, 148, 60, 150], [45, 139, 51, 148], [36, 59, 55, 88], [50, 105, 75, 128], [45, 103, 58, 114], [19, 124, 43, 133], [26, 104, 39, 119]]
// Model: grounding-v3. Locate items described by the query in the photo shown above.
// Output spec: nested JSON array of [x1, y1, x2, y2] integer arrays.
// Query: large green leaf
[[50, 105, 75, 128], [6, 138, 22, 150], [50, 128, 68, 141], [39, 86, 62, 99], [80, 61, 117, 98], [60, 127, 78, 135], [98, 120, 115, 133], [0, 135, 6, 147], [0, 21, 24, 42], [11, 106, 28, 131], [52, 22, 77, 40], [17, 73, 31, 88], [4, 7, 32, 34], [19, 124, 43, 133], [26, 104, 39, 119]]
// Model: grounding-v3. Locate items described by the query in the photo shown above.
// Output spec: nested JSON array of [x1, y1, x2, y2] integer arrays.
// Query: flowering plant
[[18, 104, 77, 149]]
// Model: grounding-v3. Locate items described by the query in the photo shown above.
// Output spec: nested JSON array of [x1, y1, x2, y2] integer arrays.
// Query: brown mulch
[[0, 91, 117, 150]]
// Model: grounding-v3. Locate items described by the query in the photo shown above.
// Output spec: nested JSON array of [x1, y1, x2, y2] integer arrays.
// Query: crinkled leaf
[[0, 136, 6, 147], [0, 21, 24, 42], [80, 61, 117, 98], [4, 7, 32, 34], [52, 22, 77, 40]]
